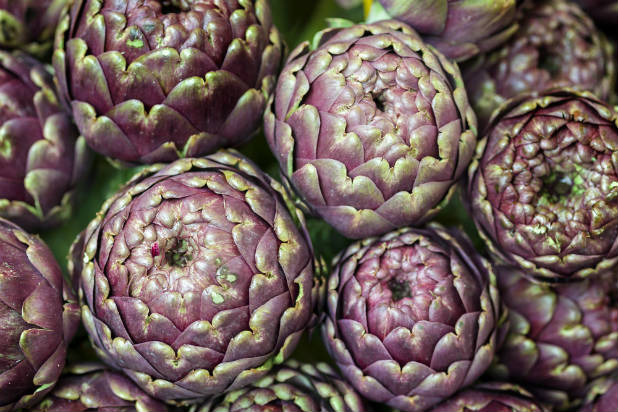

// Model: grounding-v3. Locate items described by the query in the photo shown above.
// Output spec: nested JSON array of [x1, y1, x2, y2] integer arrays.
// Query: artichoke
[[464, 0, 616, 130], [0, 218, 80, 411], [0, 50, 90, 231], [579, 375, 618, 412], [429, 382, 548, 412], [0, 0, 67, 58], [573, 0, 618, 26], [469, 90, 618, 281], [196, 360, 366, 412], [322, 225, 502, 412], [30, 363, 170, 412], [53, 0, 283, 164], [70, 150, 319, 402], [370, 0, 520, 61], [265, 21, 477, 239], [491, 265, 618, 410]]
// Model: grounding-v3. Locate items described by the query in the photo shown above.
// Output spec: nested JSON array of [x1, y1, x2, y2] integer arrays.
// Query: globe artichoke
[[196, 360, 366, 412], [265, 21, 477, 239], [71, 150, 319, 402], [429, 382, 548, 412], [0, 50, 90, 231], [369, 0, 520, 61], [322, 225, 502, 412], [0, 218, 80, 411], [0, 0, 67, 58], [464, 0, 616, 130], [491, 265, 618, 411], [30, 363, 170, 412], [579, 375, 618, 412], [469, 89, 618, 281], [53, 0, 283, 164], [573, 0, 618, 26]]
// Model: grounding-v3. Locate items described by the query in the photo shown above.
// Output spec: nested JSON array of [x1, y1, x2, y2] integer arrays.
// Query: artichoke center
[[387, 278, 412, 301], [161, 1, 191, 13], [540, 170, 584, 203], [162, 238, 194, 268], [538, 47, 561, 77]]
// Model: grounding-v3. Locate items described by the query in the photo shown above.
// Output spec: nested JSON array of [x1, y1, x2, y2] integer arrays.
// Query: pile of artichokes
[[1, 0, 616, 411]]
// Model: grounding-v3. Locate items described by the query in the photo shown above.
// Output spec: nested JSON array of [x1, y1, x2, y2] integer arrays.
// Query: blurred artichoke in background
[[370, 0, 520, 61], [464, 0, 615, 130], [54, 0, 283, 164], [0, 51, 90, 231], [197, 360, 366, 412], [491, 265, 618, 411], [265, 21, 477, 239], [573, 0, 618, 26], [469, 90, 618, 281], [579, 375, 618, 412], [322, 225, 501, 412], [0, 0, 67, 58], [0, 218, 80, 411], [30, 363, 169, 412], [429, 382, 548, 412], [71, 150, 319, 402]]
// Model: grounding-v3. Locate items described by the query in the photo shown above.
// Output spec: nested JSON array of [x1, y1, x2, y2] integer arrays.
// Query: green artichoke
[[70, 150, 319, 402], [491, 265, 618, 411], [196, 360, 366, 412], [53, 0, 283, 164], [0, 218, 80, 411], [322, 225, 502, 412], [429, 382, 548, 412], [579, 375, 618, 412], [0, 50, 90, 231], [469, 89, 618, 281], [464, 0, 616, 130], [30, 363, 170, 412], [370, 0, 520, 61], [0, 0, 67, 58], [265, 21, 477, 239]]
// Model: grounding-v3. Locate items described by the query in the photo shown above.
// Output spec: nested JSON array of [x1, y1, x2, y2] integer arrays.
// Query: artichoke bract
[[30, 363, 170, 412], [54, 0, 282, 164], [0, 51, 89, 231], [464, 0, 615, 130], [322, 225, 501, 412], [429, 382, 548, 412], [491, 265, 618, 411], [580, 375, 618, 412], [265, 21, 477, 239], [197, 360, 366, 412], [469, 90, 618, 281], [71, 150, 318, 402], [372, 0, 519, 62], [0, 218, 80, 411]]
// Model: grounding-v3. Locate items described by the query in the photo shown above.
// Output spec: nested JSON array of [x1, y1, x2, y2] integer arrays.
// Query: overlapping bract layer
[[54, 0, 283, 164], [322, 225, 501, 412], [580, 375, 618, 412], [469, 90, 618, 281], [0, 50, 89, 231], [465, 0, 615, 129], [72, 150, 317, 402], [30, 363, 169, 412], [265, 21, 477, 239], [375, 0, 519, 61], [197, 360, 366, 412], [0, 218, 79, 411], [491, 266, 618, 410]]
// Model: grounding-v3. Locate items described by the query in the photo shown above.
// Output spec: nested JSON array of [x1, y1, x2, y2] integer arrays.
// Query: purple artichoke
[[0, 218, 80, 411], [322, 225, 502, 412], [573, 0, 618, 26], [0, 50, 90, 231], [70, 150, 319, 402], [265, 21, 477, 239], [30, 363, 170, 412], [53, 0, 283, 164], [579, 375, 618, 412], [469, 89, 618, 281], [491, 265, 618, 410], [464, 0, 616, 130], [372, 0, 520, 61]]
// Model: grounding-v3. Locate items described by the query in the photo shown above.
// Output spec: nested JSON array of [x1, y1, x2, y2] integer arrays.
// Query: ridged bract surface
[[0, 218, 80, 411], [0, 51, 89, 231], [322, 225, 501, 412], [580, 375, 618, 412], [265, 21, 477, 239], [54, 0, 283, 164], [469, 90, 618, 281], [71, 150, 317, 402]]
